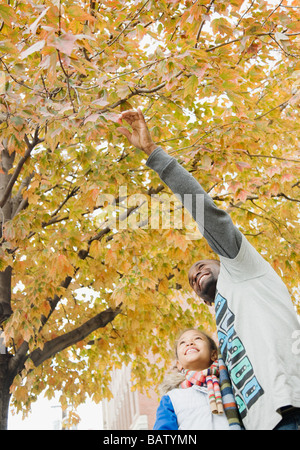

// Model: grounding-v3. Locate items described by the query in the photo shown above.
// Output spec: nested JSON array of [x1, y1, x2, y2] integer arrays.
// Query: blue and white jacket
[[153, 372, 230, 430]]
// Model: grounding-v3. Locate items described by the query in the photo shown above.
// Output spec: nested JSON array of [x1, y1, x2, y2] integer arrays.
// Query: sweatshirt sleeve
[[146, 147, 243, 259], [153, 395, 178, 430]]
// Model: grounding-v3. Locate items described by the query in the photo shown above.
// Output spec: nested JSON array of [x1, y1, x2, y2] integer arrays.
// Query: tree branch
[[41, 275, 74, 329], [51, 186, 80, 218], [235, 0, 255, 28], [0, 128, 43, 209], [8, 304, 122, 378], [57, 50, 76, 113], [195, 0, 216, 46], [29, 303, 123, 367], [11, 173, 34, 218], [254, 99, 290, 120], [0, 58, 45, 95], [246, 151, 299, 163]]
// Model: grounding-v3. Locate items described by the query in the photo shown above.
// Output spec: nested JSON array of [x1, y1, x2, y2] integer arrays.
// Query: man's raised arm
[[118, 109, 242, 259]]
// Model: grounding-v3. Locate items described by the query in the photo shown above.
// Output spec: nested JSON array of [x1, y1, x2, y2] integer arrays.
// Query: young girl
[[153, 329, 242, 430]]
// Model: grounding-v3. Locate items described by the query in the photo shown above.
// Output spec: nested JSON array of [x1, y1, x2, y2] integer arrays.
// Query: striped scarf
[[180, 360, 224, 415], [218, 353, 243, 430], [180, 356, 243, 430]]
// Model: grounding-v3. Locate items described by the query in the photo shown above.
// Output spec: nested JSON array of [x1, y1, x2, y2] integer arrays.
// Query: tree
[[0, 0, 299, 430]]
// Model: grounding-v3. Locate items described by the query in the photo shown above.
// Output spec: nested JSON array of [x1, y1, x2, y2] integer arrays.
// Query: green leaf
[[183, 75, 198, 98], [0, 4, 17, 25]]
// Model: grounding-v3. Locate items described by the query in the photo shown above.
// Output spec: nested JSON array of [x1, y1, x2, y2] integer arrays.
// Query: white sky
[[8, 394, 103, 430]]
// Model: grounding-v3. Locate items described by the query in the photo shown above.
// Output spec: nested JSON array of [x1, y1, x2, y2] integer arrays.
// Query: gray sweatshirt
[[146, 147, 300, 430]]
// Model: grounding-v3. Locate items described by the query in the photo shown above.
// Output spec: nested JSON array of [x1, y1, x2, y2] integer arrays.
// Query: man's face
[[188, 259, 220, 304]]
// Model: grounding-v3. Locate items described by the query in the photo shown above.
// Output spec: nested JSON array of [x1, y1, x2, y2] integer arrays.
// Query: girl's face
[[176, 330, 216, 372]]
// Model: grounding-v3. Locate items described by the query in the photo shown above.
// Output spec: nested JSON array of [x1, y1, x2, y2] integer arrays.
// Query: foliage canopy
[[0, 0, 299, 427]]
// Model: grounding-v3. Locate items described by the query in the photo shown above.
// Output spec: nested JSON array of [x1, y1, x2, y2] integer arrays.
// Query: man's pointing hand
[[117, 108, 158, 156]]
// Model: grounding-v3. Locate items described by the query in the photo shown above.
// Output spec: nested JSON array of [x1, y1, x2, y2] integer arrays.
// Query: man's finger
[[120, 110, 144, 126], [137, 107, 146, 123], [117, 127, 132, 141], [119, 110, 136, 120]]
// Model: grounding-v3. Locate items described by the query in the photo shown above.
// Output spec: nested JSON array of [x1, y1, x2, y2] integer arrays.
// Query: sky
[[8, 394, 103, 430]]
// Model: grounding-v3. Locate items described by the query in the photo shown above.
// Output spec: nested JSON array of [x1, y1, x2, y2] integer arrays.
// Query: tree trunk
[[0, 145, 14, 325], [0, 267, 13, 325], [0, 354, 12, 430]]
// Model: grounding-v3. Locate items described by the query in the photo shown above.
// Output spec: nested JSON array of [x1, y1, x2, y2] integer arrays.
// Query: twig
[[0, 58, 45, 96], [254, 99, 289, 120], [262, 0, 283, 26], [246, 152, 299, 163], [195, 0, 216, 47], [57, 50, 76, 113], [91, 0, 151, 59], [206, 38, 241, 53], [235, 0, 255, 28], [51, 186, 80, 217]]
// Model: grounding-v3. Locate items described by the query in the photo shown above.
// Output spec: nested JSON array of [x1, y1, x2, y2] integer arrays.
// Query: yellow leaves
[[183, 74, 198, 98], [89, 240, 102, 259], [211, 17, 233, 36], [11, 386, 28, 404], [158, 276, 169, 294], [226, 90, 245, 108], [62, 410, 81, 429], [67, 4, 95, 22], [0, 71, 6, 95]]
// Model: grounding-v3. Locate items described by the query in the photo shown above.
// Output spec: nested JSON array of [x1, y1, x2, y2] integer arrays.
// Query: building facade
[[102, 363, 158, 430]]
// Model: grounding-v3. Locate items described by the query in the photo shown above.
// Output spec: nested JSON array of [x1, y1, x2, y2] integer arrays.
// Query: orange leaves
[[49, 254, 74, 280], [67, 4, 95, 22], [105, 248, 118, 267], [0, 4, 17, 26], [164, 229, 188, 253]]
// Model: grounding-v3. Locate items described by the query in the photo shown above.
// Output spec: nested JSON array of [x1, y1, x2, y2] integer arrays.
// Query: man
[[117, 108, 300, 430]]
